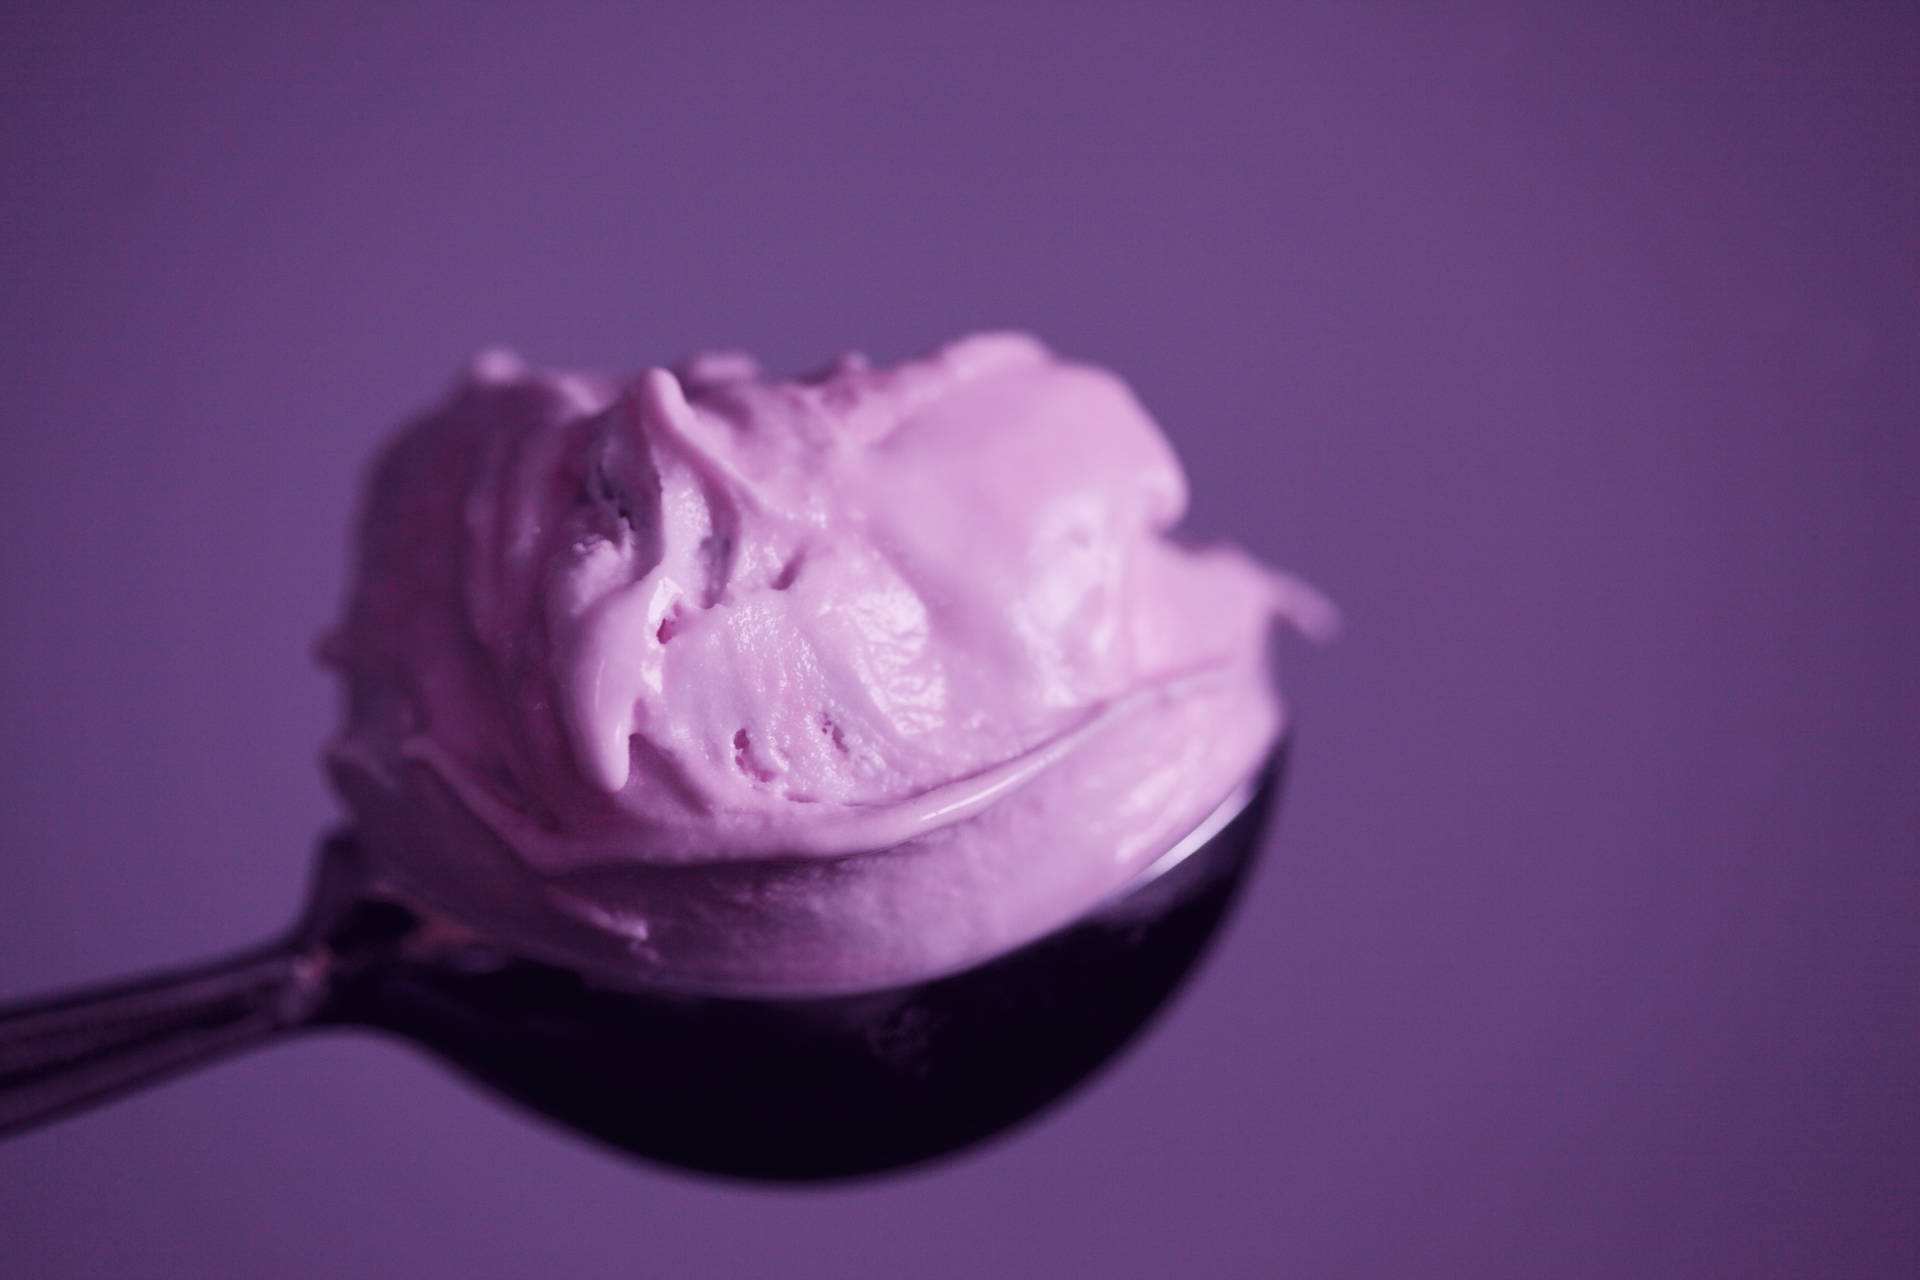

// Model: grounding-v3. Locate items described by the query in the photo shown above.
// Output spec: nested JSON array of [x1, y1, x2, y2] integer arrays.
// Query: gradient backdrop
[[2, 4, 1915, 1277]]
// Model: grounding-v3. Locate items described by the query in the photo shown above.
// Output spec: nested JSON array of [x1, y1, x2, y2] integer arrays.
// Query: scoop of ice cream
[[324, 333, 1330, 992]]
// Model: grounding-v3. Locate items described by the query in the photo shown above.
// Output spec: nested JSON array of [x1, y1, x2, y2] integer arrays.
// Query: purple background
[[2, 3, 1915, 1276]]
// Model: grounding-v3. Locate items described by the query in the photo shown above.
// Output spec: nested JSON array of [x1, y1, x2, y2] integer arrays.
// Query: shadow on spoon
[[0, 746, 1286, 1181]]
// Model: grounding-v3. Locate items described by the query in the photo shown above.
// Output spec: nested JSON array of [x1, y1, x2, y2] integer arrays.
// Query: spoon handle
[[0, 936, 328, 1138]]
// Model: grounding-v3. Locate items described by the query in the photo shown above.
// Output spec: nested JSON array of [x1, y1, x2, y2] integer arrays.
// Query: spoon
[[0, 746, 1285, 1180]]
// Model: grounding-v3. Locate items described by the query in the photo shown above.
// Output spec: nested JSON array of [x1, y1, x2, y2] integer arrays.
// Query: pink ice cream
[[324, 333, 1330, 993]]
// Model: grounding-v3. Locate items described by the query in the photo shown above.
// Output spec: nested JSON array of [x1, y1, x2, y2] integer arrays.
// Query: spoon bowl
[[0, 746, 1285, 1180]]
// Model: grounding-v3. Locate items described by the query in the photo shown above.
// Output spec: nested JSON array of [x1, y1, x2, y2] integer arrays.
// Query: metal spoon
[[0, 746, 1285, 1180]]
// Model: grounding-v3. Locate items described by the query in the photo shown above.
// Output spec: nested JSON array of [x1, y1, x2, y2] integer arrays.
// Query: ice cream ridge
[[325, 333, 1333, 993]]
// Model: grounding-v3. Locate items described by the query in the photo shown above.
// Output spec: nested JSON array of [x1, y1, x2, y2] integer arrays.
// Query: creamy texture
[[325, 334, 1331, 993]]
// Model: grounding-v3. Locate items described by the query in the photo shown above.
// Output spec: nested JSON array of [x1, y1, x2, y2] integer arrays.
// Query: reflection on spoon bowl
[[0, 746, 1286, 1181]]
